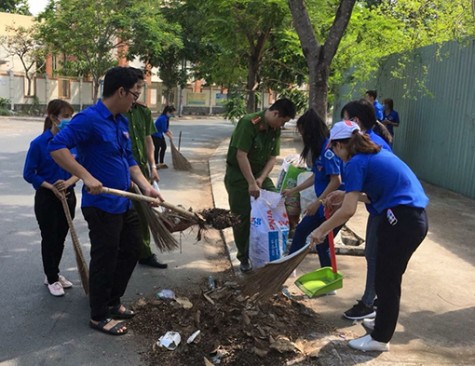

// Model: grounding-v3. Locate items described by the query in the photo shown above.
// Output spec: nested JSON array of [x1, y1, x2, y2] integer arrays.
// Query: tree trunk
[[307, 51, 329, 118], [289, 0, 356, 120], [26, 75, 32, 97], [93, 77, 100, 103], [246, 55, 259, 113]]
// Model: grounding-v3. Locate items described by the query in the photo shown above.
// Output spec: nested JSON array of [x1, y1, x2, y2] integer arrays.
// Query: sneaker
[[239, 260, 252, 273], [158, 163, 168, 169], [343, 300, 376, 320], [44, 275, 73, 289], [348, 334, 389, 352], [139, 254, 168, 269], [47, 281, 65, 297], [58, 275, 73, 288], [362, 318, 375, 331], [373, 298, 378, 309]]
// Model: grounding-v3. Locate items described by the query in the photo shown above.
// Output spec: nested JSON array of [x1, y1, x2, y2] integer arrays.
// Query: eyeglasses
[[127, 90, 140, 100]]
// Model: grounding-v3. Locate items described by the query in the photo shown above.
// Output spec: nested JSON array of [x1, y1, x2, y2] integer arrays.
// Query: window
[[58, 79, 71, 99]]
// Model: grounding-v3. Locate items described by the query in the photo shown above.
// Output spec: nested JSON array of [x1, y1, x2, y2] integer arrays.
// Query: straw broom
[[240, 244, 311, 301], [102, 187, 204, 223], [131, 185, 179, 252], [59, 192, 89, 295], [169, 137, 192, 171], [101, 187, 239, 231]]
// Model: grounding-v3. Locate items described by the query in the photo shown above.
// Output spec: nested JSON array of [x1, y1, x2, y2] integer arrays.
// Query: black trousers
[[372, 206, 428, 343], [82, 207, 141, 321], [152, 135, 167, 164], [34, 187, 76, 284]]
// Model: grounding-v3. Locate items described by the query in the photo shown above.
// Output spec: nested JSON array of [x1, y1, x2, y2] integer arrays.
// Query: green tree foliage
[[37, 0, 134, 101], [0, 24, 45, 96], [125, 2, 183, 103], [0, 0, 30, 14], [174, 0, 292, 113], [331, 0, 475, 98]]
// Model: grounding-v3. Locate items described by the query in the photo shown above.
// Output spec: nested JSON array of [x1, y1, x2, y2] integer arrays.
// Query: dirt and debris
[[200, 208, 240, 230], [130, 274, 338, 366], [161, 208, 239, 234]]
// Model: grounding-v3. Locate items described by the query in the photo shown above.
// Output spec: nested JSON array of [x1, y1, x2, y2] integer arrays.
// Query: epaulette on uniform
[[251, 116, 261, 125]]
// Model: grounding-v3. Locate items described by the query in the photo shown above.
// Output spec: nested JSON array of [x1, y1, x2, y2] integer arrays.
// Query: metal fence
[[333, 39, 475, 199]]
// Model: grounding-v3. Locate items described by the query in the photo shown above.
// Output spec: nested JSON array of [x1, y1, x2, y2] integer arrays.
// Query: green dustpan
[[295, 209, 343, 297], [295, 266, 343, 297]]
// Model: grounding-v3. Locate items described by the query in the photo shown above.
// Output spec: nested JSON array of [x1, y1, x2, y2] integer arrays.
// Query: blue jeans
[[361, 213, 380, 307], [288, 214, 335, 268]]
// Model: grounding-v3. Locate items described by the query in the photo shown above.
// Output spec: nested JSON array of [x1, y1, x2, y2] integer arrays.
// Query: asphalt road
[[0, 117, 234, 366]]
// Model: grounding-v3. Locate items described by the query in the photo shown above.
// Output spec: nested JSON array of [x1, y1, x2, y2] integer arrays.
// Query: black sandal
[[110, 305, 136, 319], [89, 318, 128, 336]]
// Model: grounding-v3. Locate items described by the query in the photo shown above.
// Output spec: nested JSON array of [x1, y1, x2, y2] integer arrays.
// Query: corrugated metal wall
[[334, 39, 475, 198]]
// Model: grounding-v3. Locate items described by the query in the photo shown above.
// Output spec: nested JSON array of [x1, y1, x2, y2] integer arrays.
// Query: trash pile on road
[[130, 276, 335, 365]]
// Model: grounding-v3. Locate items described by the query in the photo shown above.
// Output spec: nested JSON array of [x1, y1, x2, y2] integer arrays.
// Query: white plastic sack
[[297, 171, 317, 214], [249, 190, 290, 269]]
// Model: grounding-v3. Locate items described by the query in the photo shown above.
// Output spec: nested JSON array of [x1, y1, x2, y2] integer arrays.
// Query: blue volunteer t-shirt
[[312, 138, 344, 217], [48, 99, 137, 214], [364, 129, 392, 215], [367, 129, 392, 152], [153, 114, 168, 138], [344, 149, 428, 214], [23, 129, 74, 190], [374, 100, 384, 121], [383, 110, 400, 136]]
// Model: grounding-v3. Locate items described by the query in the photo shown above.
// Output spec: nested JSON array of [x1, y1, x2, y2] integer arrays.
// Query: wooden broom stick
[[59, 192, 89, 295], [101, 187, 204, 223]]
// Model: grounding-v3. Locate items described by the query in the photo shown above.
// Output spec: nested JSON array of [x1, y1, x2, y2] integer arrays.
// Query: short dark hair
[[129, 67, 145, 80], [365, 90, 377, 99], [341, 99, 376, 131], [269, 98, 296, 119], [102, 67, 139, 98], [162, 105, 176, 115]]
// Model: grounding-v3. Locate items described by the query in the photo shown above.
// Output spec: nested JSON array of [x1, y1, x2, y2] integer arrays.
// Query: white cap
[[329, 120, 361, 142]]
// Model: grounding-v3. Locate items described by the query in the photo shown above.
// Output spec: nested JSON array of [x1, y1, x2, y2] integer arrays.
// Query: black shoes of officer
[[139, 254, 168, 269], [239, 259, 252, 273]]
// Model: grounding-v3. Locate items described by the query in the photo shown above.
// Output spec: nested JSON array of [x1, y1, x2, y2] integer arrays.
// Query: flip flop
[[110, 305, 136, 319], [89, 318, 128, 336]]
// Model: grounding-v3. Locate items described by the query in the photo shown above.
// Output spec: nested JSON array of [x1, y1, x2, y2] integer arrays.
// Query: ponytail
[[43, 115, 53, 132], [373, 121, 393, 145], [336, 131, 380, 159]]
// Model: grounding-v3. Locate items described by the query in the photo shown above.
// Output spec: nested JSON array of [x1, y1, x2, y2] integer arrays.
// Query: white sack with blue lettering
[[249, 189, 290, 269]]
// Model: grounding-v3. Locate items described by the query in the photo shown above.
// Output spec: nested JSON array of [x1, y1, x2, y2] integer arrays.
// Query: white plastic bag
[[249, 190, 290, 269], [297, 171, 317, 214]]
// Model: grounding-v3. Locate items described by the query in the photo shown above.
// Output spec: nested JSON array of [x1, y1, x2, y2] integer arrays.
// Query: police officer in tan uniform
[[225, 98, 296, 272]]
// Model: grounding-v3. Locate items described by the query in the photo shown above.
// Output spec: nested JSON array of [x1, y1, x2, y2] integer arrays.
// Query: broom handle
[[325, 207, 338, 273], [60, 192, 89, 295], [178, 131, 182, 152], [101, 187, 200, 222]]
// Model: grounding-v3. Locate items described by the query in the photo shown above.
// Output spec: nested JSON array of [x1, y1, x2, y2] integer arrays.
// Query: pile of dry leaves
[[130, 276, 336, 366]]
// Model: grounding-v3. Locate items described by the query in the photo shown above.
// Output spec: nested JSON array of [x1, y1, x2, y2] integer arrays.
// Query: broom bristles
[[170, 139, 192, 171], [132, 185, 179, 252], [240, 244, 311, 301]]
